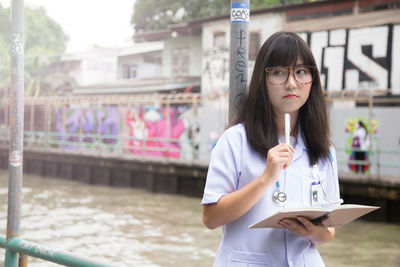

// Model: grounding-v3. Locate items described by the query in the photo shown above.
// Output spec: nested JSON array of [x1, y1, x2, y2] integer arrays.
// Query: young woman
[[352, 120, 369, 173], [201, 32, 341, 267]]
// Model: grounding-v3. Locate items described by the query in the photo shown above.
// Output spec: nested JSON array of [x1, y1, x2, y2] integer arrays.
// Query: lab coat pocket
[[229, 250, 272, 267]]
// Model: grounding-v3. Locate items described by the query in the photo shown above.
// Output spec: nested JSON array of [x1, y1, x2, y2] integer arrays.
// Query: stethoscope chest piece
[[272, 190, 287, 205]]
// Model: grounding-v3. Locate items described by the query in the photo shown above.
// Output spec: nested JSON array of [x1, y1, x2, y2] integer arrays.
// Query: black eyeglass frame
[[264, 65, 318, 85]]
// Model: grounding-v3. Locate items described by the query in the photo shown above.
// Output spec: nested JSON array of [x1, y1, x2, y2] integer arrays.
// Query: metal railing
[[0, 235, 110, 266], [0, 129, 215, 164], [336, 147, 400, 178], [1, 128, 399, 178]]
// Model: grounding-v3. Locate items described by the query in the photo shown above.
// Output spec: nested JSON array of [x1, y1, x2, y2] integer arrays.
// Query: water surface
[[0, 172, 398, 266]]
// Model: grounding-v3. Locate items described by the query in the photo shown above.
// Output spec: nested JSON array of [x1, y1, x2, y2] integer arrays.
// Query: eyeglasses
[[265, 65, 316, 85]]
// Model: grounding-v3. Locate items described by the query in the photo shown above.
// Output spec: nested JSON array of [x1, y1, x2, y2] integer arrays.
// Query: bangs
[[266, 33, 315, 67]]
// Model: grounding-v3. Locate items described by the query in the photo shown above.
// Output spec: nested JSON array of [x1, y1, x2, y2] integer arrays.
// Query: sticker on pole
[[9, 151, 22, 167], [231, 3, 250, 23]]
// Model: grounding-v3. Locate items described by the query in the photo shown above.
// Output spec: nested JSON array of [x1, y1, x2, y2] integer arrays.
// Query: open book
[[249, 204, 380, 229]]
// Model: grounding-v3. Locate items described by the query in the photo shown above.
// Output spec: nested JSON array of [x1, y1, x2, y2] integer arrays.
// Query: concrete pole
[[228, 0, 249, 121], [5, 0, 24, 266]]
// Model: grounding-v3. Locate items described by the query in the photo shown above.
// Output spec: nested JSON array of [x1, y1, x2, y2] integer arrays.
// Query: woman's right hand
[[262, 144, 294, 184]]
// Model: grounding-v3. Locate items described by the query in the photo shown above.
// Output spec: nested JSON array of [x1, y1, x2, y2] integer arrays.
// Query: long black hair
[[230, 31, 330, 165]]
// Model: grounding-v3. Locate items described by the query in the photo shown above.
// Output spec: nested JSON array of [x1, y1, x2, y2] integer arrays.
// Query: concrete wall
[[200, 9, 400, 94], [329, 105, 400, 177], [117, 52, 162, 80], [201, 13, 284, 95], [80, 56, 118, 85], [162, 35, 202, 78], [299, 24, 400, 93]]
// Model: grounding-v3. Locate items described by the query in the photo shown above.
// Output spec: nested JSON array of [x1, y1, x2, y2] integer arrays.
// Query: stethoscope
[[272, 114, 343, 206], [272, 180, 287, 205], [272, 154, 343, 206], [272, 114, 291, 205]]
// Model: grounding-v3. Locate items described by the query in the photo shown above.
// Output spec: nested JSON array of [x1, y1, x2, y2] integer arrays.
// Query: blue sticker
[[231, 3, 250, 23], [232, 3, 250, 9]]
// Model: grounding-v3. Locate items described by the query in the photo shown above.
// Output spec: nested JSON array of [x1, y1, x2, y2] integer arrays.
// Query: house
[[57, 41, 201, 95]]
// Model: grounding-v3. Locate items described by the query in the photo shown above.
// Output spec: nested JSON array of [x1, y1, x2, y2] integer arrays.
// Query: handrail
[[1, 130, 399, 171], [0, 235, 110, 267], [336, 147, 400, 169]]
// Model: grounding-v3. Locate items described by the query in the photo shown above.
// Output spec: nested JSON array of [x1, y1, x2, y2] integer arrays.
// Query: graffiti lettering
[[234, 92, 245, 109], [203, 47, 230, 86], [303, 24, 399, 91], [237, 46, 246, 60]]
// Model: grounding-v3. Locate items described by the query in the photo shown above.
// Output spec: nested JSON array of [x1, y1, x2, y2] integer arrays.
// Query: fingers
[[264, 144, 295, 183], [297, 217, 314, 231], [279, 216, 332, 244], [268, 144, 294, 167], [279, 218, 306, 235], [321, 215, 330, 227]]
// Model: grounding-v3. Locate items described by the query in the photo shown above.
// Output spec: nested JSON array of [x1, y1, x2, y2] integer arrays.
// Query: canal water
[[0, 171, 399, 267]]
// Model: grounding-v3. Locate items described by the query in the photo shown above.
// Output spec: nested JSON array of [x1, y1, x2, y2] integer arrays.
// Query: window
[[249, 32, 261, 61], [213, 31, 226, 48], [122, 64, 137, 79], [172, 47, 189, 76]]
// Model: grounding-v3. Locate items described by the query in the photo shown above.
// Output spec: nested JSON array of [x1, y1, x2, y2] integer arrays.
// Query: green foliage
[[132, 0, 317, 32], [0, 4, 71, 96]]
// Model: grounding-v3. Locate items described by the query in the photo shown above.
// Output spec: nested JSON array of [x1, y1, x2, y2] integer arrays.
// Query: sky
[[1, 0, 136, 53]]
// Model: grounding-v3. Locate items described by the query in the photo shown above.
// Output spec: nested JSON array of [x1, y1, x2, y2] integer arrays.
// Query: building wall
[[200, 6, 400, 95], [329, 105, 400, 177], [201, 13, 284, 95], [117, 52, 162, 80], [298, 24, 400, 93], [162, 35, 202, 78], [80, 56, 118, 85]]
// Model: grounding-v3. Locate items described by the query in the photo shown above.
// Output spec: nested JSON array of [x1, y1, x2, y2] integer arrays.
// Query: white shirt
[[353, 126, 370, 150], [202, 124, 341, 267]]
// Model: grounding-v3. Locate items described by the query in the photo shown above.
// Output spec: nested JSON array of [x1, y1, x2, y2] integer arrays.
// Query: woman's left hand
[[278, 216, 335, 245]]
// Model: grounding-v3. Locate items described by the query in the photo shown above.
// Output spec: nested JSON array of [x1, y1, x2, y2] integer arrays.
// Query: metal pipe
[[1, 235, 110, 267], [5, 0, 24, 266], [228, 0, 249, 121]]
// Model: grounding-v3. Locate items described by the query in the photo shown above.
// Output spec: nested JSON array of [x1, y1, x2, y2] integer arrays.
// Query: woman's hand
[[262, 144, 294, 184], [278, 216, 335, 245]]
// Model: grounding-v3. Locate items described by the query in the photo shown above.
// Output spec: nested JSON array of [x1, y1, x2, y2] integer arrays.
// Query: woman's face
[[265, 59, 312, 118]]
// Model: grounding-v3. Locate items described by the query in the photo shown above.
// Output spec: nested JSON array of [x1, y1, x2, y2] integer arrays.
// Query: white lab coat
[[202, 123, 341, 267]]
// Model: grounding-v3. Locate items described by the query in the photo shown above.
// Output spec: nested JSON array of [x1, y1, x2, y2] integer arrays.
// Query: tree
[[0, 4, 72, 97], [132, 0, 320, 32]]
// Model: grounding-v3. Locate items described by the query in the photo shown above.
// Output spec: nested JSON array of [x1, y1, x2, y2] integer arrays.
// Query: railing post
[[377, 146, 380, 179], [5, 0, 24, 266]]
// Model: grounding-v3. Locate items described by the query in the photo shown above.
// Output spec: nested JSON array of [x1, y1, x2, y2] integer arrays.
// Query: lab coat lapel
[[293, 130, 306, 162]]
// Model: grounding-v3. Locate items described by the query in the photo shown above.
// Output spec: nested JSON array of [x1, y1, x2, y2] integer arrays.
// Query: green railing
[[336, 147, 400, 178], [0, 129, 215, 163], [0, 235, 111, 266]]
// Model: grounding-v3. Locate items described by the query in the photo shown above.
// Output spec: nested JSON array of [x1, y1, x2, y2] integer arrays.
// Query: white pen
[[285, 113, 290, 145]]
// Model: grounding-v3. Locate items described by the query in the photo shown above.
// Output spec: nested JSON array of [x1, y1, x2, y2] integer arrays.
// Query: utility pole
[[229, 0, 249, 121], [5, 0, 24, 266]]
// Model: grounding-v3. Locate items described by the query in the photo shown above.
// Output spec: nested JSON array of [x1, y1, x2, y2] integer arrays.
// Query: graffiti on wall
[[56, 105, 187, 158], [203, 24, 400, 94], [56, 106, 120, 149], [300, 24, 399, 93], [125, 106, 186, 158], [203, 47, 230, 90], [345, 117, 378, 174]]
